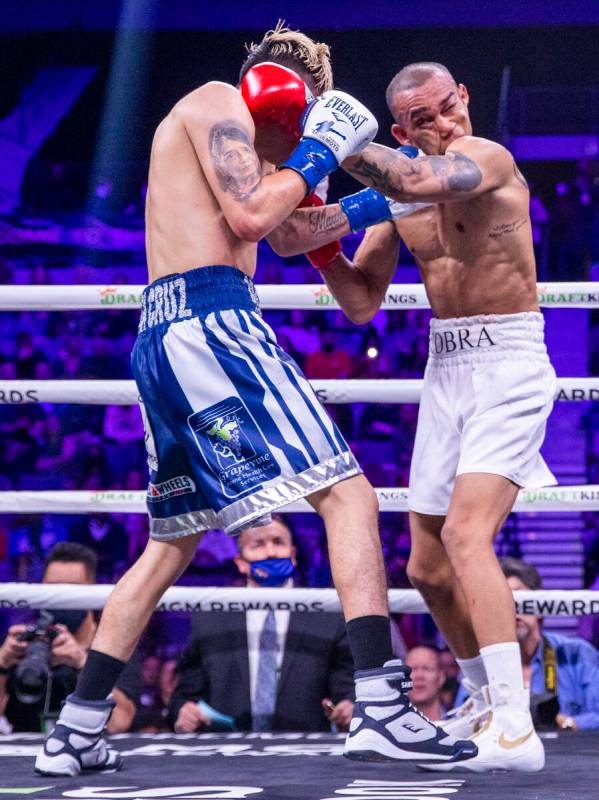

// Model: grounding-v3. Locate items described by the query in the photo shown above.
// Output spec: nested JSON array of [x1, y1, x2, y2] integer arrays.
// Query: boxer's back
[[145, 82, 258, 283]]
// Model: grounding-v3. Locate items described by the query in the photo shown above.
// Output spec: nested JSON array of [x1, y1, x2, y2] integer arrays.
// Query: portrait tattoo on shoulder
[[209, 121, 261, 201]]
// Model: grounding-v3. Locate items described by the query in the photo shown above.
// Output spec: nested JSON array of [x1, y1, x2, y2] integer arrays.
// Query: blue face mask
[[249, 557, 295, 587]]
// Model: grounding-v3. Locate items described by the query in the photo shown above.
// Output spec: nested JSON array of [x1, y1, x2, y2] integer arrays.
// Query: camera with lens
[[13, 608, 87, 704]]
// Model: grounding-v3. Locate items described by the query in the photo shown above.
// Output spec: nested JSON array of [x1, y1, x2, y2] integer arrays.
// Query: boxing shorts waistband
[[138, 265, 260, 334], [428, 311, 548, 364]]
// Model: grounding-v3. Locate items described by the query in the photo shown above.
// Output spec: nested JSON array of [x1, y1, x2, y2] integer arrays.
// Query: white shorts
[[408, 311, 557, 515]]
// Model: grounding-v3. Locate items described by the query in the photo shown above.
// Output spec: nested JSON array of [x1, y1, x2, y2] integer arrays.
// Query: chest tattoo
[[489, 217, 527, 238]]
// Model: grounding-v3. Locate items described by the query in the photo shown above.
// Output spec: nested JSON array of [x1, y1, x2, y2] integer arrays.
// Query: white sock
[[456, 654, 487, 692], [480, 642, 524, 695]]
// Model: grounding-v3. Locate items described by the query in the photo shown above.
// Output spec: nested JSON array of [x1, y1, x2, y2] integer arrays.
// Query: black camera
[[13, 610, 59, 704], [13, 608, 87, 704]]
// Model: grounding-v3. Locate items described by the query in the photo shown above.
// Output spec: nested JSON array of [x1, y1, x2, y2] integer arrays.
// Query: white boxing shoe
[[442, 679, 490, 738], [420, 684, 545, 773], [344, 660, 478, 763], [35, 694, 123, 777]]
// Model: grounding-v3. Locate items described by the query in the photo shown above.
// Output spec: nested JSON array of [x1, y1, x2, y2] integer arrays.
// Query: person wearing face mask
[[0, 542, 139, 734], [170, 515, 355, 733]]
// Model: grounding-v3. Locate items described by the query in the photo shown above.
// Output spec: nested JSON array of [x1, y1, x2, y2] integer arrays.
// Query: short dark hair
[[385, 62, 456, 120], [43, 542, 98, 582], [499, 557, 543, 591], [238, 513, 295, 552], [239, 20, 333, 95]]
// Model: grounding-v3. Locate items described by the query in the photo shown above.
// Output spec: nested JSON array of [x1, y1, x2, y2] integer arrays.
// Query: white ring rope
[[0, 378, 597, 405], [0, 282, 598, 311], [0, 486, 598, 514], [0, 583, 597, 616]]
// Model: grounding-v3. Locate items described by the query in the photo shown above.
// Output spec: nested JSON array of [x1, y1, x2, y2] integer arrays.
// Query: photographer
[[0, 542, 139, 733]]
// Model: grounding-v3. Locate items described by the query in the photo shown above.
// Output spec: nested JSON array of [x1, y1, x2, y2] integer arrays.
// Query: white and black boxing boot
[[35, 694, 123, 776], [344, 660, 478, 762], [420, 683, 545, 773]]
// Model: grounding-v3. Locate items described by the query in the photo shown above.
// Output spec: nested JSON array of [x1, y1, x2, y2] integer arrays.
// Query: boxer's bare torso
[[392, 139, 537, 318], [345, 136, 539, 320], [146, 83, 258, 283], [145, 81, 305, 284]]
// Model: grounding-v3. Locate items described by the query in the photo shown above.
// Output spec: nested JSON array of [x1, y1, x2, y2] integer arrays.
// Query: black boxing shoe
[[344, 660, 478, 762]]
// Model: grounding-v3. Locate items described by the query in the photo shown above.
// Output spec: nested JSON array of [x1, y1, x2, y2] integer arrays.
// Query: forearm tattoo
[[308, 207, 347, 237], [346, 147, 483, 197], [209, 121, 261, 201]]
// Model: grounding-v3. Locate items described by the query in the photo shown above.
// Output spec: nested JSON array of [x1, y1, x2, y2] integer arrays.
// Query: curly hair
[[239, 20, 333, 95]]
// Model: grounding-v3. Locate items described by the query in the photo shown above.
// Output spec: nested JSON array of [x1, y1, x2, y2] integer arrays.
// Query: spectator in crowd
[[438, 648, 461, 711], [0, 542, 139, 733], [170, 515, 354, 733], [133, 656, 179, 733], [499, 558, 599, 730], [69, 514, 128, 581], [405, 645, 446, 721], [304, 330, 351, 380]]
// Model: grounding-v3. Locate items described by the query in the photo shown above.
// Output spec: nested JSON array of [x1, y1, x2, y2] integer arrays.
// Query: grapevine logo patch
[[189, 397, 280, 499]]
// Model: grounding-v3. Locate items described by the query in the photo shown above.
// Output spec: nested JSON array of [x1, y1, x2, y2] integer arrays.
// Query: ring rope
[[0, 583, 597, 616], [0, 282, 597, 311], [0, 378, 597, 405], [0, 486, 598, 514]]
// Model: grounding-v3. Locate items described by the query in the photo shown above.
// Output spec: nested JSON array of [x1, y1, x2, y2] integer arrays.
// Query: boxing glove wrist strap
[[280, 139, 339, 194], [339, 187, 393, 233]]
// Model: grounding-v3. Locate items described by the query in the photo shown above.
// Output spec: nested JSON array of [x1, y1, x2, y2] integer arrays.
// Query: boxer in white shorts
[[296, 61, 557, 771], [409, 311, 556, 514]]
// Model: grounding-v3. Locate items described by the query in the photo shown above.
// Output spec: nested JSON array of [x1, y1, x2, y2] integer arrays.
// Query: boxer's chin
[[254, 126, 298, 166]]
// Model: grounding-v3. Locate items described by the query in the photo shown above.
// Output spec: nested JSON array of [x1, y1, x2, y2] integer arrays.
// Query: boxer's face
[[390, 74, 472, 156]]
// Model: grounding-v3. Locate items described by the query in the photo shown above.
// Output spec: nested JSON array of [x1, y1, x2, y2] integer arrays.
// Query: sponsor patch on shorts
[[147, 475, 196, 502]]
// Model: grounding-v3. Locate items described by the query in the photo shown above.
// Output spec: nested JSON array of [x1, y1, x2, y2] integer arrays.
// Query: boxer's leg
[[35, 534, 201, 777], [308, 474, 387, 621], [423, 473, 544, 773], [309, 475, 477, 764], [407, 511, 479, 658], [441, 473, 518, 648], [92, 533, 202, 661]]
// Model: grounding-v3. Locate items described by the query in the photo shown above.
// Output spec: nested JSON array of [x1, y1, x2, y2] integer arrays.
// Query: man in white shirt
[[172, 515, 354, 732]]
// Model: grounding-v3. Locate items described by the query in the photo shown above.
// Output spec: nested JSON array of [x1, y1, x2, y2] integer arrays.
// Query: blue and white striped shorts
[[131, 265, 361, 539]]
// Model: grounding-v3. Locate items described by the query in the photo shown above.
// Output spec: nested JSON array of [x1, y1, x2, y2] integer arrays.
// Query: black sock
[[76, 650, 127, 701], [346, 615, 393, 671]]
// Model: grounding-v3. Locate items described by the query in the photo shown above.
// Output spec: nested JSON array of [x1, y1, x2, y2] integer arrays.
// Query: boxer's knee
[[406, 554, 453, 600], [440, 519, 490, 567], [312, 474, 379, 522]]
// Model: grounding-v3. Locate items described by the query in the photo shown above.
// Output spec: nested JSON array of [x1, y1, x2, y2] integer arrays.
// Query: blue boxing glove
[[280, 89, 378, 194], [339, 145, 430, 232]]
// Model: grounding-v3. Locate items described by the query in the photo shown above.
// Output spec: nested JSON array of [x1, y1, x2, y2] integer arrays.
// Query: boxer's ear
[[391, 123, 411, 146], [458, 83, 470, 107]]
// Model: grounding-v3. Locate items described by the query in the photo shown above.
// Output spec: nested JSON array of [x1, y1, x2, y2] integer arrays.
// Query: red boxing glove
[[241, 62, 313, 140], [298, 192, 342, 269]]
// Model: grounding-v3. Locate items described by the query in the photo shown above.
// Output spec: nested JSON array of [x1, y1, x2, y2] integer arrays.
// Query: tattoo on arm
[[208, 121, 261, 202], [308, 207, 347, 237], [513, 160, 529, 189], [346, 150, 483, 197]]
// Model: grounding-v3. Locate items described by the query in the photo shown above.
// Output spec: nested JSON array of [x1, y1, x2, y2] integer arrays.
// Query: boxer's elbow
[[228, 213, 268, 243], [346, 304, 378, 325]]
